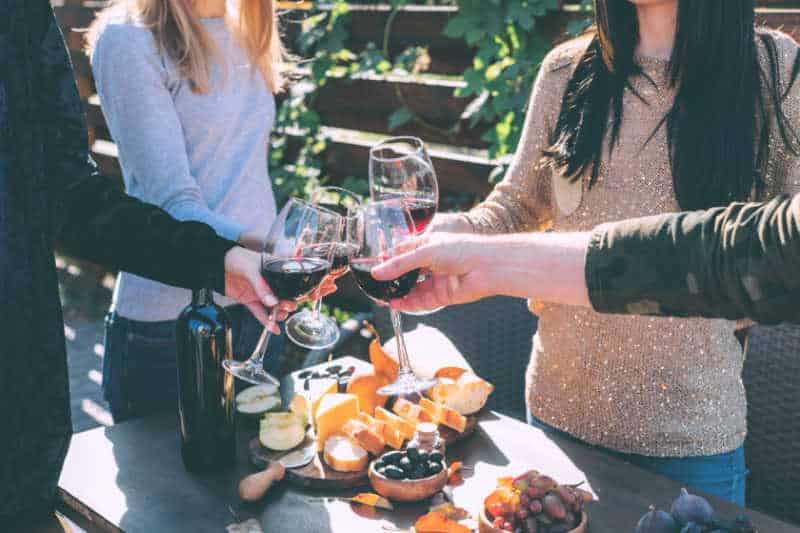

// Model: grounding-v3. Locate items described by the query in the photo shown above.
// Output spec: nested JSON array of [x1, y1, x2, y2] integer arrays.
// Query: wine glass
[[350, 200, 438, 396], [285, 187, 362, 349], [369, 137, 441, 315], [223, 199, 341, 385]]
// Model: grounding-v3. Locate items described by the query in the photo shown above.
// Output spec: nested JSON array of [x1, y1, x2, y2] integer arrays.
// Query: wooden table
[[58, 375, 798, 533]]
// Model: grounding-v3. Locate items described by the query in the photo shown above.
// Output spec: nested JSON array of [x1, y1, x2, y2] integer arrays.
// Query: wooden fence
[[55, 0, 800, 203]]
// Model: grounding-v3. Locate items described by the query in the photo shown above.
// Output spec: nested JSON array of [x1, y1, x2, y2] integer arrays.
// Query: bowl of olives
[[368, 447, 447, 502]]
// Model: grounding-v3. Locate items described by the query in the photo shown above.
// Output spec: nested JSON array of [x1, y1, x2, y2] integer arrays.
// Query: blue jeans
[[527, 413, 747, 506], [103, 305, 284, 423]]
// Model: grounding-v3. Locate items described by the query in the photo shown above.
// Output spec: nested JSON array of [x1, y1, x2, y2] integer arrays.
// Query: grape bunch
[[484, 470, 593, 533], [636, 488, 758, 533]]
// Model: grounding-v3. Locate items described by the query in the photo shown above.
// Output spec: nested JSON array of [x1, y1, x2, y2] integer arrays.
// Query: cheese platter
[[245, 336, 493, 491]]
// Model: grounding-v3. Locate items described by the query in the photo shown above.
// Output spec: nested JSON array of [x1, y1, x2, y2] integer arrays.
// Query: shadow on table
[[104, 412, 335, 533]]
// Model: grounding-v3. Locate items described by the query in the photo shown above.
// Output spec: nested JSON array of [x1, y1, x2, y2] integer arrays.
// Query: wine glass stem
[[389, 309, 413, 378], [249, 309, 277, 369], [312, 293, 323, 320]]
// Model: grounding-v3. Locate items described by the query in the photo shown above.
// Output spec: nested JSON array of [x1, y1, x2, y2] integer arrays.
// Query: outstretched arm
[[375, 194, 800, 324]]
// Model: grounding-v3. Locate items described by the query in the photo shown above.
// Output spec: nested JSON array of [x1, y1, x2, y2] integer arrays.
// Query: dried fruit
[[574, 488, 594, 504], [542, 493, 567, 520], [671, 488, 715, 526], [635, 505, 679, 533], [414, 512, 470, 533], [349, 493, 393, 510]]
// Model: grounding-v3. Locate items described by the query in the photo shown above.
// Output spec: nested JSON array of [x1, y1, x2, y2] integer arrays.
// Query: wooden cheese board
[[247, 356, 479, 490]]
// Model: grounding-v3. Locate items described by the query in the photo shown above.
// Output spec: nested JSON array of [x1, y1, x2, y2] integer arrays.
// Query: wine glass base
[[222, 359, 280, 386], [377, 375, 438, 396], [286, 311, 340, 350]]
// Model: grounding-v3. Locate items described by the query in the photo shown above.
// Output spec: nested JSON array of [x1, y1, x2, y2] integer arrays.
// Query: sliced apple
[[236, 384, 281, 416], [259, 412, 306, 451]]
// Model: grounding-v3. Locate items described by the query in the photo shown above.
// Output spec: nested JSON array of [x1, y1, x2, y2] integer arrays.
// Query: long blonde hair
[[86, 0, 285, 94]]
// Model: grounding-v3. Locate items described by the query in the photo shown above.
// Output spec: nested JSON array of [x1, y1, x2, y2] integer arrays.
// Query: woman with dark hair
[[431, 0, 800, 504]]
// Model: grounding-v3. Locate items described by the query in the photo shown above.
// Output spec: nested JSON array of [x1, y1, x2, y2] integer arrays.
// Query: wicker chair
[[741, 323, 800, 525], [371, 296, 538, 421]]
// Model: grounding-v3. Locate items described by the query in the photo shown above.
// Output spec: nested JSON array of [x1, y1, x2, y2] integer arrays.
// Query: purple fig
[[671, 488, 715, 526], [636, 505, 680, 533], [529, 499, 543, 514]]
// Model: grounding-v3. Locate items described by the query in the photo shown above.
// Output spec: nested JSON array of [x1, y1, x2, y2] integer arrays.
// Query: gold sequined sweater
[[464, 31, 800, 457]]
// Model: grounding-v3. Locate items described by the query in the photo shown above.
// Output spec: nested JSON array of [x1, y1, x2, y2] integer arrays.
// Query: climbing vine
[[268, 0, 593, 206]]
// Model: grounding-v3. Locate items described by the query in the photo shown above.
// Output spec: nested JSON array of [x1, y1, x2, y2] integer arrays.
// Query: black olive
[[416, 451, 430, 464], [399, 457, 413, 472], [381, 451, 404, 465], [411, 463, 428, 480], [428, 452, 444, 463], [406, 447, 421, 462], [297, 370, 312, 379], [383, 465, 405, 479], [426, 461, 444, 476], [373, 460, 386, 471]]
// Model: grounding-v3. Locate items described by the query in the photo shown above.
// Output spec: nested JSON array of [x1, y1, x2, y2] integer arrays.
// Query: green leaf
[[388, 107, 415, 131], [443, 15, 470, 38]]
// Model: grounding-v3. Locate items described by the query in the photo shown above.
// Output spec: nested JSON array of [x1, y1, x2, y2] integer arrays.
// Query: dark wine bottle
[[176, 287, 236, 472]]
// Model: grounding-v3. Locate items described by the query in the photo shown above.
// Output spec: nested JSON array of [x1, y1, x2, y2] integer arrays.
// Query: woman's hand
[[426, 213, 474, 234], [371, 233, 492, 311], [237, 231, 266, 252], [224, 247, 296, 333]]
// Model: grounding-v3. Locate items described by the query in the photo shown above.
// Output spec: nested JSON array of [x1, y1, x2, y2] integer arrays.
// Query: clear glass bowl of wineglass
[[285, 187, 362, 350], [369, 137, 441, 316], [223, 199, 341, 385], [351, 199, 438, 396]]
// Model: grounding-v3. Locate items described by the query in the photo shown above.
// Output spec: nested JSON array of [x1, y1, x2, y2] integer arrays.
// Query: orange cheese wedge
[[369, 339, 399, 381], [346, 373, 390, 416], [359, 412, 403, 450], [375, 406, 416, 441]]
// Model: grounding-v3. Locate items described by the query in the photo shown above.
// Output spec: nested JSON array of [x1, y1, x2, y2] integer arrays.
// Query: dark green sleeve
[[586, 194, 800, 324], [38, 6, 236, 293]]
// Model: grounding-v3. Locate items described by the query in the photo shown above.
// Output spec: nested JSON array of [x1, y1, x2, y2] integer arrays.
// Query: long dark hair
[[545, 0, 800, 210]]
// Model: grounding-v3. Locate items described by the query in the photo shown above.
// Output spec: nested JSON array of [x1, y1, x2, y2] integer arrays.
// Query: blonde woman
[[86, 0, 285, 422]]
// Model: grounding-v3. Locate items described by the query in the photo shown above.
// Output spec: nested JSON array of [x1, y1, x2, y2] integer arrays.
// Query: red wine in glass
[[350, 259, 420, 304], [403, 198, 437, 234], [261, 257, 330, 301], [303, 242, 358, 279]]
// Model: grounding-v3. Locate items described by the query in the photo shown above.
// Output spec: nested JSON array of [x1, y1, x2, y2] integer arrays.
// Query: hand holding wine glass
[[351, 199, 437, 396], [369, 136, 442, 315], [223, 199, 341, 385], [285, 187, 362, 350]]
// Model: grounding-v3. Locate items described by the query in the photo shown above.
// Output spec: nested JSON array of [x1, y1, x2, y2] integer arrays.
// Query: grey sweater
[[92, 16, 276, 321]]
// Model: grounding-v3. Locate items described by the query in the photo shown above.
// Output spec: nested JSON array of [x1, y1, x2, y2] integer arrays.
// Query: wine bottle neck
[[192, 288, 214, 305]]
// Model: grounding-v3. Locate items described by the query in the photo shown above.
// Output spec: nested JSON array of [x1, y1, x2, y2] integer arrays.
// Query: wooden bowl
[[478, 509, 588, 533], [368, 461, 447, 502]]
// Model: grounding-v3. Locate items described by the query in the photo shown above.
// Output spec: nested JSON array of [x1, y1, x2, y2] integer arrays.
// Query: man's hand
[[371, 233, 491, 311], [224, 247, 294, 333]]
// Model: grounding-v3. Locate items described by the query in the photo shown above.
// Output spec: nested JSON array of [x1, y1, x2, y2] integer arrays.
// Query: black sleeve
[[39, 7, 236, 293], [586, 194, 800, 324]]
